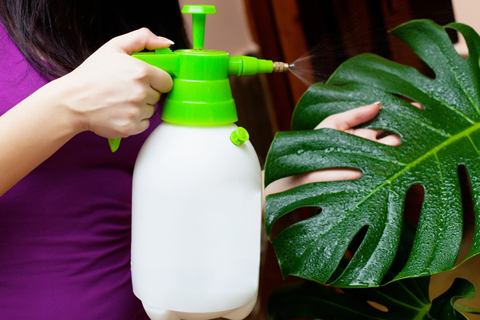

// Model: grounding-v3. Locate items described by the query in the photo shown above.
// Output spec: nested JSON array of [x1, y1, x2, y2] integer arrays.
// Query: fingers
[[345, 128, 402, 146], [316, 101, 382, 130], [315, 101, 403, 147], [63, 27, 174, 140], [266, 101, 404, 196], [142, 86, 161, 105], [147, 66, 173, 93], [411, 102, 424, 110], [110, 28, 174, 104], [139, 104, 156, 120], [296, 169, 363, 184], [265, 168, 362, 196], [345, 128, 381, 140], [377, 134, 402, 146], [111, 28, 175, 55], [134, 118, 151, 136]]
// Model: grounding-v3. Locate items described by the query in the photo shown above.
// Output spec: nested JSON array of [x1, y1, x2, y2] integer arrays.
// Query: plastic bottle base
[[143, 300, 256, 320]]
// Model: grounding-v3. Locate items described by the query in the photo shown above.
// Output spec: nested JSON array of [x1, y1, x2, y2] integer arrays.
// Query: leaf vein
[[386, 122, 480, 184], [374, 290, 428, 310], [296, 120, 480, 270], [381, 108, 450, 137], [394, 279, 430, 305], [435, 153, 443, 181], [467, 134, 480, 157], [301, 297, 387, 320], [420, 91, 474, 124]]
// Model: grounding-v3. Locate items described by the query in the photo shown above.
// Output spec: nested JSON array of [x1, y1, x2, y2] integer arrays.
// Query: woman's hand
[[0, 28, 174, 196], [264, 102, 401, 196], [58, 28, 174, 138]]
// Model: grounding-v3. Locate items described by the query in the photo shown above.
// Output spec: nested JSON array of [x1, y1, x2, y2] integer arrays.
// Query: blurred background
[[178, 0, 480, 318]]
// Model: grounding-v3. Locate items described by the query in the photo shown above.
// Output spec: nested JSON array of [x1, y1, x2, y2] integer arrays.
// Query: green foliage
[[267, 277, 477, 320], [264, 19, 480, 287], [267, 223, 480, 320]]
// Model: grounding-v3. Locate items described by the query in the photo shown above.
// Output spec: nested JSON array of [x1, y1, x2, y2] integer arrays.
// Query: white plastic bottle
[[131, 122, 262, 320], [125, 5, 288, 319]]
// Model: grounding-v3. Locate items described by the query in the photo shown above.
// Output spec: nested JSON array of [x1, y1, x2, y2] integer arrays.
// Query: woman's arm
[[0, 28, 173, 196]]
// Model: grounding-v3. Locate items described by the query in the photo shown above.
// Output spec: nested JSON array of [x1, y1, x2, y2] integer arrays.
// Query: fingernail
[[373, 101, 382, 109], [158, 37, 175, 45]]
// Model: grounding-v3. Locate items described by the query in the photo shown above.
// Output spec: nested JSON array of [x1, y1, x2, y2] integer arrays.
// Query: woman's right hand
[[56, 27, 174, 139], [0, 28, 174, 196]]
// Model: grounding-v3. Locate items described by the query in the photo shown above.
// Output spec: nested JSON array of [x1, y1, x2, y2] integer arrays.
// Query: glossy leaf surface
[[264, 20, 480, 287], [267, 223, 479, 320]]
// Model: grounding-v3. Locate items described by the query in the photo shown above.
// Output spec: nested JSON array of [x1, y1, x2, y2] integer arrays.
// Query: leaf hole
[[404, 184, 425, 228], [392, 94, 425, 110], [381, 185, 424, 282], [268, 207, 321, 242], [346, 225, 369, 257], [458, 165, 475, 234], [419, 62, 436, 80], [366, 300, 389, 312], [376, 131, 394, 139], [457, 165, 475, 264], [328, 226, 369, 283], [374, 130, 402, 146], [447, 27, 468, 60]]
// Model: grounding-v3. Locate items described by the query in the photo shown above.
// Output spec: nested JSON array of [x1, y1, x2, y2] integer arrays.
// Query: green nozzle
[[182, 5, 216, 50], [228, 56, 273, 75]]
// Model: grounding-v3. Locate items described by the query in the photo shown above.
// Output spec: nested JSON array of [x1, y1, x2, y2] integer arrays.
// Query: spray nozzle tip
[[273, 62, 289, 72]]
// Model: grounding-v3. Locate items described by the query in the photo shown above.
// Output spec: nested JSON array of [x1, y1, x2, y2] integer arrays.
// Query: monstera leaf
[[267, 223, 480, 319], [264, 19, 480, 287]]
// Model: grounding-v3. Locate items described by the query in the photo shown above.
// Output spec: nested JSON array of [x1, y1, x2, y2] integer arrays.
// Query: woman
[[0, 1, 187, 318], [0, 1, 400, 319]]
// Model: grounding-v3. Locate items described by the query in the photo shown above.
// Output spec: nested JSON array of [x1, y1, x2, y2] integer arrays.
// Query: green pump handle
[[108, 5, 288, 152], [183, 4, 216, 50]]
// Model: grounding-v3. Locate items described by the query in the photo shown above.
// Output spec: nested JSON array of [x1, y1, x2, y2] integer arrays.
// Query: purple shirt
[[0, 23, 160, 319]]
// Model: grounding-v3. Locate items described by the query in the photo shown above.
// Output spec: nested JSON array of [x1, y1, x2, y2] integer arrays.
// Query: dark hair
[[0, 0, 189, 77]]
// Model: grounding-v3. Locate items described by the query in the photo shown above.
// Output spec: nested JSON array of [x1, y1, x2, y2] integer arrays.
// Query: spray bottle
[[126, 5, 288, 320]]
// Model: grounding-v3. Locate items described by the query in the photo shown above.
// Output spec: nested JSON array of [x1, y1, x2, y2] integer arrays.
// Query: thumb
[[109, 28, 174, 55]]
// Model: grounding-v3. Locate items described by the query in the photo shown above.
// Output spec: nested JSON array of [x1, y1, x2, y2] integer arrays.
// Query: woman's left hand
[[264, 102, 401, 196]]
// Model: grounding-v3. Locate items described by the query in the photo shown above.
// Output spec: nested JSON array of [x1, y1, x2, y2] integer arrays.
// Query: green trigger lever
[[108, 137, 122, 152]]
